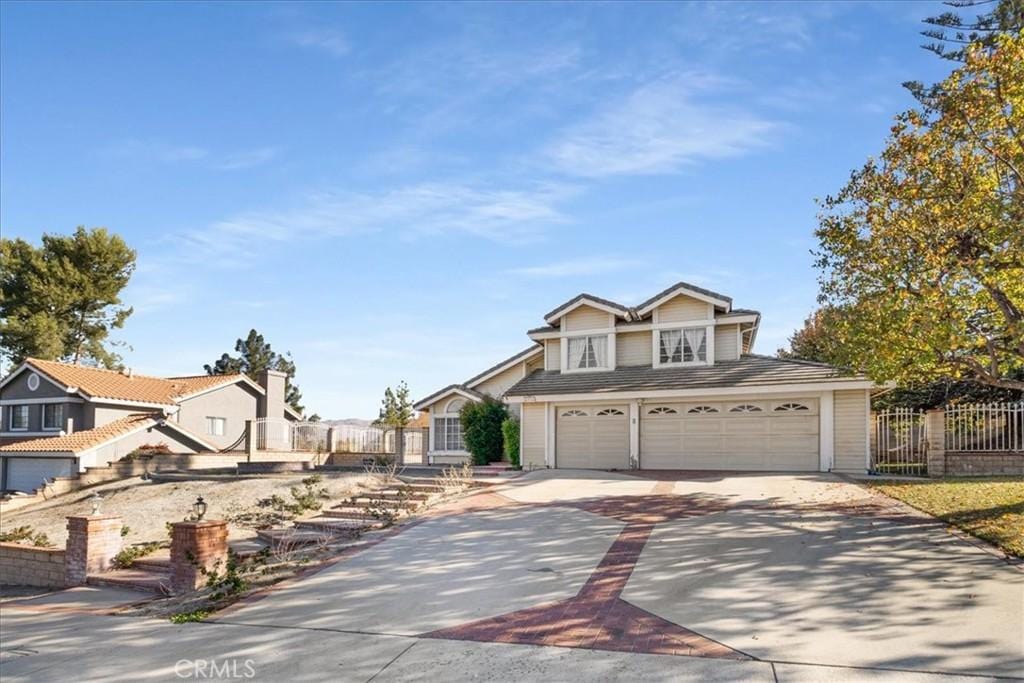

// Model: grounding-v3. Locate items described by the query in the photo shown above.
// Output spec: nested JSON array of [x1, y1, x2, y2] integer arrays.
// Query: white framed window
[[567, 335, 608, 370], [658, 327, 707, 365], [206, 417, 226, 436], [43, 404, 64, 430], [729, 404, 763, 413], [9, 405, 29, 431], [647, 406, 678, 415], [561, 409, 588, 417], [433, 417, 464, 451], [595, 408, 624, 416], [687, 405, 719, 414]]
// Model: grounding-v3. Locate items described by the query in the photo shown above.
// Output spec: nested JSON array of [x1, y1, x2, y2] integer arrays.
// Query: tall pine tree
[[205, 329, 305, 414]]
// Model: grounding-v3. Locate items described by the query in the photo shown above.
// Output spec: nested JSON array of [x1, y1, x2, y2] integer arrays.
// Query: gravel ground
[[0, 473, 372, 547]]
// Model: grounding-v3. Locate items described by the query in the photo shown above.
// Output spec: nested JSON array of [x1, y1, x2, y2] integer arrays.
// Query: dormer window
[[567, 335, 608, 370], [659, 327, 707, 365]]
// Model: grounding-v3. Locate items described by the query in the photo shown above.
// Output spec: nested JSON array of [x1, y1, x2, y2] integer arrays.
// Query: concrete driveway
[[3, 471, 1022, 681]]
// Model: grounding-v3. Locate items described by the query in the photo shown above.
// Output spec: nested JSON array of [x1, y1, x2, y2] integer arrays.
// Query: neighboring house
[[0, 358, 300, 492], [415, 282, 877, 473]]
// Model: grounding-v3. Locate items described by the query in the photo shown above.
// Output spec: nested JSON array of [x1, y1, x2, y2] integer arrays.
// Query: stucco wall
[[1, 370, 83, 433], [474, 362, 527, 399], [521, 403, 546, 469], [176, 382, 260, 450], [616, 331, 649, 367], [833, 389, 869, 473], [564, 305, 611, 331], [86, 404, 149, 430], [1, 370, 68, 400], [656, 295, 708, 323], [85, 424, 205, 468]]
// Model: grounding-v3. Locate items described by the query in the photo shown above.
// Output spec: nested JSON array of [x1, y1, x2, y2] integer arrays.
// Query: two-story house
[[0, 358, 300, 492], [415, 282, 875, 473]]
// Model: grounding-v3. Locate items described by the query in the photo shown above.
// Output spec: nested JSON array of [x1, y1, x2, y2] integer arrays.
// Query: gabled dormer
[[527, 282, 760, 374]]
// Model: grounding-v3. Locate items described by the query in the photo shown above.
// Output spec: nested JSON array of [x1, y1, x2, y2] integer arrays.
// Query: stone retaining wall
[[942, 451, 1024, 476], [0, 542, 67, 588]]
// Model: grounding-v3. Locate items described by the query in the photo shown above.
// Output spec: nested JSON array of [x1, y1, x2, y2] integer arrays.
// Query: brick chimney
[[257, 369, 288, 419]]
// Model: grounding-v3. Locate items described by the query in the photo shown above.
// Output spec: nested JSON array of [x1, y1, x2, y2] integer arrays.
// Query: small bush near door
[[502, 417, 520, 468], [460, 396, 508, 465]]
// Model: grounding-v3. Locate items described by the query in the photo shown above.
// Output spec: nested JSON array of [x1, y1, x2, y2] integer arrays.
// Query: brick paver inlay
[[422, 484, 747, 659]]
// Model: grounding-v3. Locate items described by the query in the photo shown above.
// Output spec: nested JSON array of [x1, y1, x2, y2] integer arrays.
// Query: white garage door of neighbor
[[4, 457, 75, 493], [640, 398, 819, 471], [556, 406, 630, 470]]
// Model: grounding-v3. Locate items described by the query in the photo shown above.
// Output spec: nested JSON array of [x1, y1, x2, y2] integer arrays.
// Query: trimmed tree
[[501, 417, 521, 468], [460, 396, 508, 466]]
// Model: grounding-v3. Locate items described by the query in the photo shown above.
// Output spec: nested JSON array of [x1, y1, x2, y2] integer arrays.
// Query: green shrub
[[501, 417, 520, 468], [113, 541, 162, 569], [170, 609, 210, 624], [460, 396, 508, 465], [0, 526, 51, 547]]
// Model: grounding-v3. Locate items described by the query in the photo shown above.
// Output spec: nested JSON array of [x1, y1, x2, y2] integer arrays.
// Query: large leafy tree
[[1, 227, 136, 370], [777, 307, 849, 366], [814, 33, 1024, 391], [205, 329, 305, 413], [374, 382, 413, 428]]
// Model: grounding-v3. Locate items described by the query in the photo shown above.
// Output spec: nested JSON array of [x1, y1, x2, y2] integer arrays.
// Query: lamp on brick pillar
[[64, 514, 123, 586], [169, 519, 228, 594]]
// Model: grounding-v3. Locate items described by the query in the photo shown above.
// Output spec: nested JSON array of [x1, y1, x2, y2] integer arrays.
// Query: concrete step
[[344, 496, 421, 510], [294, 517, 383, 534], [322, 506, 373, 520], [370, 489, 430, 501], [257, 527, 337, 548], [131, 556, 170, 572], [87, 568, 170, 595], [229, 538, 270, 558]]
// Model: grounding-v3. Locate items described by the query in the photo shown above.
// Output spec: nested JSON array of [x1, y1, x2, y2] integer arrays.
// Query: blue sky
[[1, 1, 953, 418]]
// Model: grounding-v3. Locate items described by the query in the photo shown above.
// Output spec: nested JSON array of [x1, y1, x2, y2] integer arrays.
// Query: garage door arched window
[[774, 402, 810, 412], [596, 408, 624, 416], [687, 405, 718, 414], [729, 404, 763, 413], [647, 406, 678, 415], [561, 409, 588, 417]]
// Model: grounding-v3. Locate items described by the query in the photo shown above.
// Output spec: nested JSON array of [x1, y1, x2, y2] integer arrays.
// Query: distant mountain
[[320, 418, 375, 428]]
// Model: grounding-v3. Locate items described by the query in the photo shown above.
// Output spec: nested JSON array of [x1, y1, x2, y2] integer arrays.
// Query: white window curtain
[[683, 328, 707, 362], [660, 330, 683, 363], [590, 336, 607, 368], [568, 337, 587, 368]]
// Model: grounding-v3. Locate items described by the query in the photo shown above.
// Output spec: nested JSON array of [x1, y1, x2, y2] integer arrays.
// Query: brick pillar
[[64, 514, 123, 586], [170, 520, 228, 594], [925, 409, 946, 478], [394, 427, 405, 464]]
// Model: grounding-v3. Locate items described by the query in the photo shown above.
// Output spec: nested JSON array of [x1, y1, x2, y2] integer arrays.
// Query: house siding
[[1, 370, 69, 400], [656, 295, 708, 323], [176, 382, 261, 450], [616, 331, 650, 367], [521, 403, 546, 469], [714, 324, 740, 362], [833, 389, 869, 473], [85, 404, 150, 430], [474, 363, 526, 399], [564, 305, 611, 331], [545, 340, 561, 371]]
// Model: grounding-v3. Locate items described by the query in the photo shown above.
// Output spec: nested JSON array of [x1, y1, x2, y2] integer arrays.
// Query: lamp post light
[[90, 492, 103, 515], [192, 496, 208, 521]]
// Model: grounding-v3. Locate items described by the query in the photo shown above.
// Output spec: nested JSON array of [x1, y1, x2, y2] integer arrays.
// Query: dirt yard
[[0, 473, 372, 547]]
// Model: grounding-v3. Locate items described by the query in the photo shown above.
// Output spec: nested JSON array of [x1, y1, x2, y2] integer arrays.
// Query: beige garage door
[[556, 405, 630, 470], [640, 398, 819, 471]]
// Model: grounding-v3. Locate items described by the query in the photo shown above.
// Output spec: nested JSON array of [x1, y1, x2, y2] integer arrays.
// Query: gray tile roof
[[505, 355, 865, 397], [463, 345, 542, 387], [527, 325, 560, 335], [543, 293, 631, 321], [413, 384, 485, 410], [635, 281, 732, 311]]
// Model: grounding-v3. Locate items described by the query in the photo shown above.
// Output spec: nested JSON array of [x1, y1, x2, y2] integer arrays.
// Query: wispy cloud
[[286, 27, 349, 57], [216, 147, 281, 170], [175, 181, 577, 266], [106, 139, 209, 163], [508, 256, 640, 279], [545, 74, 776, 177]]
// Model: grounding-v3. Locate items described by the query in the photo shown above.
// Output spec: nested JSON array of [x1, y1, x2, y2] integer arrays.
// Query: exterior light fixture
[[192, 496, 208, 521], [90, 492, 103, 515]]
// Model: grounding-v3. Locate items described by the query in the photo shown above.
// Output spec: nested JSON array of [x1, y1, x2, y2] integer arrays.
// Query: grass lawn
[[869, 478, 1024, 558]]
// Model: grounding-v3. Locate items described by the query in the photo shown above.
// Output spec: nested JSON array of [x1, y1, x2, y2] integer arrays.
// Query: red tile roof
[[0, 413, 159, 454]]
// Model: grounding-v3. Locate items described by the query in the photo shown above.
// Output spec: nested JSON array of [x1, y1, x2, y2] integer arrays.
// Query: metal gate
[[871, 409, 928, 476]]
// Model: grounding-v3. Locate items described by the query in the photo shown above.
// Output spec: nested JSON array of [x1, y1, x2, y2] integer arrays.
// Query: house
[[415, 282, 876, 473], [0, 358, 300, 492]]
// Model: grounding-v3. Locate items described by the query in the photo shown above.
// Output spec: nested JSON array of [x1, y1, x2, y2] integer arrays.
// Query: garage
[[640, 398, 819, 471], [2, 457, 76, 493], [556, 405, 629, 469]]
